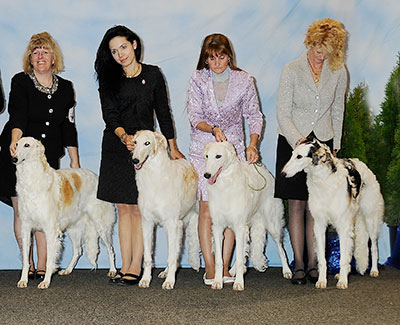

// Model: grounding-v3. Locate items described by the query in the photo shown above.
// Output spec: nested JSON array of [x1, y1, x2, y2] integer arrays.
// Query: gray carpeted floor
[[0, 266, 399, 324]]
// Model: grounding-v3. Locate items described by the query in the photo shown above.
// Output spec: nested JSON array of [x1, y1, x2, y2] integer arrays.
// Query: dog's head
[[131, 130, 167, 170], [12, 137, 45, 166], [281, 139, 335, 177], [203, 141, 237, 185]]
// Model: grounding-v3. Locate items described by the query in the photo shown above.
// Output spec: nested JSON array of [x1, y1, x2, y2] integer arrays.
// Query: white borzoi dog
[[131, 130, 200, 289], [13, 137, 117, 289], [281, 139, 383, 289], [203, 141, 292, 291]]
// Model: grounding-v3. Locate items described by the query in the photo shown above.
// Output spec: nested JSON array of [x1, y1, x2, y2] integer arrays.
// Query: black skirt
[[274, 133, 333, 200], [97, 130, 138, 205]]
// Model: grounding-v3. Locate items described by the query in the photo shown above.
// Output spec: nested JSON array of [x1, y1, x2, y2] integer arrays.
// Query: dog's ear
[[224, 141, 237, 157], [154, 131, 168, 153], [308, 142, 322, 165]]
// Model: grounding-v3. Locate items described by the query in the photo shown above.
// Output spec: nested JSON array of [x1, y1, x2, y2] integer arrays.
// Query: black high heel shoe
[[291, 269, 307, 285], [28, 269, 36, 280], [306, 268, 318, 284], [36, 270, 46, 280], [109, 271, 125, 284], [118, 273, 141, 286]]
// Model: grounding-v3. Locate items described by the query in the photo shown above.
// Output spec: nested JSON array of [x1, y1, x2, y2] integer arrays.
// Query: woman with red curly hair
[[274, 18, 348, 285]]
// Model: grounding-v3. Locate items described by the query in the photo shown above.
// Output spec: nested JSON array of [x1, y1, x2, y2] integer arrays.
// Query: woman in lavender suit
[[187, 34, 263, 285]]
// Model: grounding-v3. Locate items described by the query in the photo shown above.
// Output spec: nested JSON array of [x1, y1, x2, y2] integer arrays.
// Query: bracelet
[[119, 132, 128, 144], [211, 125, 218, 136]]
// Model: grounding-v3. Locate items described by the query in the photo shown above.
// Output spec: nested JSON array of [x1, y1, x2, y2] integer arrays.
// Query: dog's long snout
[[132, 158, 139, 164], [204, 172, 211, 179]]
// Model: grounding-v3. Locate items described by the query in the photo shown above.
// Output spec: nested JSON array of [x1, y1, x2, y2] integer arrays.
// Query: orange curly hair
[[304, 18, 347, 71]]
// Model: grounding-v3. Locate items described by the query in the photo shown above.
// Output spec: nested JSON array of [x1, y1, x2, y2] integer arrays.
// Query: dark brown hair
[[196, 33, 240, 71]]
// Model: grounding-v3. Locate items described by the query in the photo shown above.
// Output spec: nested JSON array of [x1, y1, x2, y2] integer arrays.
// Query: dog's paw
[[17, 280, 28, 288], [315, 280, 327, 289], [369, 270, 379, 278], [162, 280, 175, 290], [211, 281, 223, 290], [233, 281, 244, 291], [58, 269, 71, 276], [158, 270, 167, 279], [336, 280, 348, 289], [38, 280, 50, 289], [138, 279, 150, 288], [283, 271, 292, 279], [107, 270, 117, 278]]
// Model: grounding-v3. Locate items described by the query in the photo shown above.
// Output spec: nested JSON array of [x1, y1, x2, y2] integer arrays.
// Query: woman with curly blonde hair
[[274, 18, 348, 285]]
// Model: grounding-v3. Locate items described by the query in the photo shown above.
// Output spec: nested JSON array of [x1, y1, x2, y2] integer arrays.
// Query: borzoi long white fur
[[131, 130, 200, 289], [282, 139, 383, 289], [13, 137, 116, 289], [203, 141, 292, 291]]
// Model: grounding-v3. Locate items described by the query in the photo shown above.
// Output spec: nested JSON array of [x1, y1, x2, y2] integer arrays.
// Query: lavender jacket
[[187, 68, 263, 200]]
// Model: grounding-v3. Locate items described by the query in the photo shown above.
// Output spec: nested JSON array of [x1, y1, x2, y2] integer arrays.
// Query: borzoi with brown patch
[[281, 139, 383, 289], [13, 137, 116, 289], [131, 130, 200, 289], [203, 141, 292, 291]]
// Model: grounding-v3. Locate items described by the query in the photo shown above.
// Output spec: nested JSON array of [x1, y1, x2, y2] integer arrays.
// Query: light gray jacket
[[276, 51, 348, 150]]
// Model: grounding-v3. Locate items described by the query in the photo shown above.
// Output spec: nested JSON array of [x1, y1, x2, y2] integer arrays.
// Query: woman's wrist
[[119, 132, 128, 144]]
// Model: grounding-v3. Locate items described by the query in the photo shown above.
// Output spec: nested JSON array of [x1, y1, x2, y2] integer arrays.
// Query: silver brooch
[[142, 79, 146, 85]]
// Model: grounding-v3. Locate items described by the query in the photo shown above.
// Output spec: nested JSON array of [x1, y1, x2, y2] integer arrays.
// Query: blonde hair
[[304, 18, 347, 71], [23, 32, 64, 74]]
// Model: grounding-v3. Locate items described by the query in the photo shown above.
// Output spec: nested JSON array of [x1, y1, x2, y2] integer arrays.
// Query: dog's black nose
[[281, 171, 286, 177], [132, 158, 139, 164], [11, 157, 18, 164], [204, 173, 211, 179]]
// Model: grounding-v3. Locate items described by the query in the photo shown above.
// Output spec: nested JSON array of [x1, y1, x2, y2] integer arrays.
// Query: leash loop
[[248, 162, 267, 191]]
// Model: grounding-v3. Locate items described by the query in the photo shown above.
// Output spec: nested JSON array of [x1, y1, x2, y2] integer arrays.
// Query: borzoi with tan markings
[[131, 130, 200, 289], [203, 141, 292, 291], [13, 137, 116, 289], [282, 139, 383, 289]]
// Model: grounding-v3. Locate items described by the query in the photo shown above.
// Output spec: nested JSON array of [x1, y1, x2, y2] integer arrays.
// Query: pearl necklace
[[307, 57, 322, 83], [124, 64, 141, 78]]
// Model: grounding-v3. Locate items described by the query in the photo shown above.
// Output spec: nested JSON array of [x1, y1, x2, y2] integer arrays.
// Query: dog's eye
[[216, 155, 222, 159], [145, 141, 150, 146], [24, 143, 30, 148], [133, 141, 137, 145], [296, 155, 302, 159], [205, 155, 208, 159]]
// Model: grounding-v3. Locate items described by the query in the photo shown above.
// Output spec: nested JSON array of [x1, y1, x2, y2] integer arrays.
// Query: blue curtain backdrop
[[0, 0, 397, 269]]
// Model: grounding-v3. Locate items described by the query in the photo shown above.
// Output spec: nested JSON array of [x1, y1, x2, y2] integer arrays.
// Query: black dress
[[0, 72, 78, 206], [97, 64, 175, 205]]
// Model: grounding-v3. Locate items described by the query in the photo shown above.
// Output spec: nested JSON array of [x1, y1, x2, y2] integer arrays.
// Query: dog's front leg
[[17, 224, 31, 288], [162, 219, 183, 290], [314, 221, 327, 289], [233, 225, 247, 291], [336, 225, 354, 289], [211, 225, 224, 290], [38, 228, 62, 289], [138, 218, 154, 288]]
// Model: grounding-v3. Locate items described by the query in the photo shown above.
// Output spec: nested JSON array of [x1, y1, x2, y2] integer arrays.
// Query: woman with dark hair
[[187, 33, 263, 285], [0, 32, 80, 279], [274, 18, 348, 285], [95, 25, 184, 286]]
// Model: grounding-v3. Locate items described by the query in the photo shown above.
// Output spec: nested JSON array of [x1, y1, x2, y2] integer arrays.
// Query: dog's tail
[[185, 209, 200, 271]]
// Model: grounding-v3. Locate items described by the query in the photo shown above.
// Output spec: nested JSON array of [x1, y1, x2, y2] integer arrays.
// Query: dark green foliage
[[373, 54, 400, 225]]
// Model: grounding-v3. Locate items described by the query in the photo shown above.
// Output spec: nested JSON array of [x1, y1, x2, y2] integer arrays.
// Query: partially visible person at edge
[[186, 33, 264, 285], [94, 25, 184, 286], [0, 70, 5, 113], [274, 18, 348, 285], [0, 32, 80, 280]]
